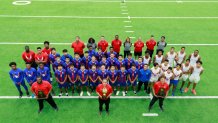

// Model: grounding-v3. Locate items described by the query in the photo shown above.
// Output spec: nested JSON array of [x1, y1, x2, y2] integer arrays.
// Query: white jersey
[[164, 71, 173, 85], [150, 67, 161, 82], [143, 56, 151, 64], [155, 55, 163, 65], [190, 53, 200, 66], [161, 63, 170, 73], [182, 63, 190, 74], [191, 65, 203, 76], [177, 51, 186, 64], [173, 69, 182, 80], [167, 52, 176, 67]]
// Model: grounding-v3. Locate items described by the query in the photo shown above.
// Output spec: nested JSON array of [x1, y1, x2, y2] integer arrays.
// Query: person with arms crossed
[[148, 76, 169, 112], [153, 50, 165, 66], [156, 36, 167, 54], [143, 51, 151, 66], [134, 37, 144, 59], [184, 61, 203, 95], [165, 47, 177, 67], [96, 79, 113, 115], [146, 35, 156, 57], [71, 36, 85, 58], [98, 36, 109, 54], [123, 37, 132, 58], [9, 62, 30, 98], [87, 37, 97, 50], [176, 47, 186, 65], [111, 35, 122, 56], [31, 76, 58, 113], [22, 46, 37, 69], [188, 50, 201, 67]]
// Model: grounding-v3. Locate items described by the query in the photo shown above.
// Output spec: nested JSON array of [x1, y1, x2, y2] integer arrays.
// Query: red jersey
[[31, 81, 52, 96], [42, 48, 51, 55], [134, 41, 144, 52], [35, 52, 48, 63], [111, 39, 122, 53], [71, 41, 85, 55], [96, 84, 113, 100], [146, 39, 156, 50], [98, 40, 108, 52], [153, 81, 169, 96], [22, 50, 35, 63]]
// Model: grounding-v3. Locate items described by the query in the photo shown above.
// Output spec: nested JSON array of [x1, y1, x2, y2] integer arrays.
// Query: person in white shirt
[[150, 63, 161, 83], [153, 50, 164, 65], [184, 61, 203, 95], [160, 60, 170, 75], [170, 64, 183, 96], [165, 47, 177, 67], [176, 47, 186, 65], [179, 59, 192, 93], [163, 67, 174, 85], [143, 51, 151, 66], [188, 50, 201, 67]]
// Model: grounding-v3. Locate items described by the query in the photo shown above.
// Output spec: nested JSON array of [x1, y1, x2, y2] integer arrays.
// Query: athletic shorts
[[189, 74, 200, 83], [117, 82, 127, 87], [127, 81, 137, 86], [170, 80, 179, 86], [134, 52, 142, 57], [90, 81, 99, 87], [109, 81, 117, 86], [150, 76, 159, 83], [58, 82, 68, 88], [180, 74, 189, 81]]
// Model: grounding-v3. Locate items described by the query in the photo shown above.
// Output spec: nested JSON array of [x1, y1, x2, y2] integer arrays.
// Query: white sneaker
[[50, 77, 53, 82], [116, 91, 120, 96], [65, 93, 69, 96], [80, 91, 83, 96], [59, 93, 62, 97], [149, 93, 153, 100], [122, 91, 125, 96], [87, 91, 91, 96]]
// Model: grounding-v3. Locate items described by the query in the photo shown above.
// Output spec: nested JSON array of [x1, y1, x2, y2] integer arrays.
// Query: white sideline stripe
[[125, 31, 134, 33], [121, 10, 128, 11], [123, 20, 131, 22], [1, 15, 218, 19], [1, 42, 218, 46], [0, 96, 218, 99], [142, 113, 159, 116], [129, 37, 136, 39], [124, 26, 133, 27], [30, 0, 218, 3], [121, 13, 129, 15]]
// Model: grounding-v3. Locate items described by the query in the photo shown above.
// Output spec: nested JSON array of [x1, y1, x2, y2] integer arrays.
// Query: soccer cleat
[[192, 89, 197, 95], [54, 107, 59, 111], [26, 91, 30, 97], [116, 91, 120, 96], [50, 77, 53, 82], [172, 93, 175, 96], [65, 93, 69, 96], [125, 91, 128, 95], [134, 91, 137, 95], [148, 107, 152, 112], [19, 92, 23, 98], [59, 93, 62, 97], [180, 88, 184, 93], [87, 91, 91, 96], [38, 109, 42, 114], [122, 91, 125, 96], [160, 107, 164, 112], [184, 88, 189, 93], [80, 91, 84, 96]]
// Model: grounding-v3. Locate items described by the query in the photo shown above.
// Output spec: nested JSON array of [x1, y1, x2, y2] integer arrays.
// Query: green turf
[[0, 0, 218, 122]]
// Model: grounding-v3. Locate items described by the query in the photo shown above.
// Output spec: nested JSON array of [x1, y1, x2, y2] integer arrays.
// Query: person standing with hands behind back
[[96, 79, 113, 115]]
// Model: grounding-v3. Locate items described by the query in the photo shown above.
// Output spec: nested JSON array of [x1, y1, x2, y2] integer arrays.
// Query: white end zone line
[[0, 96, 218, 99], [1, 42, 218, 46], [142, 113, 159, 117]]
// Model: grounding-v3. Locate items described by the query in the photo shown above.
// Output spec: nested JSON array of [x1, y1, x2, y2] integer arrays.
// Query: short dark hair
[[62, 49, 68, 52], [168, 67, 172, 70], [196, 60, 203, 65], [37, 47, 41, 50], [44, 41, 50, 45], [128, 53, 132, 56], [9, 62, 16, 67], [121, 65, 125, 68], [161, 36, 165, 39], [165, 59, 169, 62], [138, 56, 143, 59], [51, 48, 56, 51], [131, 64, 136, 67], [176, 64, 181, 67], [25, 62, 32, 65], [119, 54, 123, 57], [88, 37, 95, 43], [153, 62, 159, 67], [181, 47, 186, 49], [186, 59, 190, 62], [85, 51, 89, 54]]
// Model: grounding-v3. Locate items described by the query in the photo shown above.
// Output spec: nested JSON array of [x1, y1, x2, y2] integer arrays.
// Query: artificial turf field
[[0, 0, 218, 123]]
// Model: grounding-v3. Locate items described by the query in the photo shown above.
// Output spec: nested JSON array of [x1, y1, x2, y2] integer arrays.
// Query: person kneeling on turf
[[148, 76, 169, 112], [31, 76, 58, 113], [96, 79, 113, 115]]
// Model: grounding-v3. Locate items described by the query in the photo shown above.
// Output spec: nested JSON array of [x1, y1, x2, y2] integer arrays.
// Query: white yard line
[[1, 15, 218, 19], [142, 113, 159, 116], [29, 0, 218, 3], [0, 96, 218, 99], [1, 42, 218, 46]]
